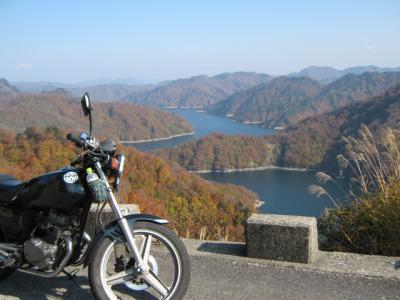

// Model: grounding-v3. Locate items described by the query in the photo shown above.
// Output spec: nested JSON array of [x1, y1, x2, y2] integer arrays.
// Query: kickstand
[[62, 268, 79, 280]]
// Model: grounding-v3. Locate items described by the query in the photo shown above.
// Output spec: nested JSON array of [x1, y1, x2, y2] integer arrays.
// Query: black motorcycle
[[0, 93, 190, 299]]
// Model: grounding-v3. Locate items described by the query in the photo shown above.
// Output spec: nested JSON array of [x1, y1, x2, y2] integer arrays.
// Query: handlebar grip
[[67, 133, 85, 148]]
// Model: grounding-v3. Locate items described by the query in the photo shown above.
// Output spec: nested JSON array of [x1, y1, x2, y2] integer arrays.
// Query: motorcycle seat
[[0, 174, 25, 203]]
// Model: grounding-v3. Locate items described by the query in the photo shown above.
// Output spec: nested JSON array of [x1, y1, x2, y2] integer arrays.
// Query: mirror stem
[[89, 112, 93, 138]]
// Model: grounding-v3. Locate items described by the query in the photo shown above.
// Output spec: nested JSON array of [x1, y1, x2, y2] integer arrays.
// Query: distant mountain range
[[12, 77, 146, 92], [125, 72, 272, 107], [289, 65, 400, 84], [10, 65, 400, 108], [159, 84, 400, 172], [208, 72, 400, 127], [68, 84, 155, 102], [0, 81, 193, 141]]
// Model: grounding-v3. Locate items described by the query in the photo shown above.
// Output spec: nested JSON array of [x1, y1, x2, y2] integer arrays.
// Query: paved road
[[1, 254, 399, 300]]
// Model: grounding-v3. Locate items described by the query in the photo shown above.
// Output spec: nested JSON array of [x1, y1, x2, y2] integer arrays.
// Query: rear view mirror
[[80, 93, 94, 137], [81, 93, 93, 117]]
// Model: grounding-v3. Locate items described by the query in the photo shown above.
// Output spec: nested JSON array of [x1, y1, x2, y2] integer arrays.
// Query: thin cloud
[[15, 62, 33, 70], [365, 44, 374, 53]]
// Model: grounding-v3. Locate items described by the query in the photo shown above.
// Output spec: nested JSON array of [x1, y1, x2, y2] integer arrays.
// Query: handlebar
[[67, 133, 110, 167], [67, 133, 85, 148]]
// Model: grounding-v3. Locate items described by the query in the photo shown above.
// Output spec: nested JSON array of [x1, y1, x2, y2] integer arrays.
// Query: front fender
[[83, 214, 169, 267]]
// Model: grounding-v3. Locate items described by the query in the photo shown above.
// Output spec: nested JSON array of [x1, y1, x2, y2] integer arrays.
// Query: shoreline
[[189, 165, 311, 174], [120, 131, 196, 144]]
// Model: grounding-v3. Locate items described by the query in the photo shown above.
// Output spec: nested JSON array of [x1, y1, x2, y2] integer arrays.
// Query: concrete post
[[246, 213, 318, 263]]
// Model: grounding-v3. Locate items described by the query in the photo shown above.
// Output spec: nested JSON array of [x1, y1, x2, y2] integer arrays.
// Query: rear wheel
[[89, 222, 190, 299]]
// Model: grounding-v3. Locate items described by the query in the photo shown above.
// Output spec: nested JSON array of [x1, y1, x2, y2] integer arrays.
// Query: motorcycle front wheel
[[89, 222, 190, 300]]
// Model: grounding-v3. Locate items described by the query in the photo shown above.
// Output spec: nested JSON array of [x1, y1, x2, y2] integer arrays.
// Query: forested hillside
[[0, 88, 193, 141], [159, 133, 275, 171], [275, 84, 400, 170], [160, 85, 400, 172], [127, 72, 272, 107], [208, 72, 400, 127], [0, 127, 258, 241], [207, 76, 322, 125]]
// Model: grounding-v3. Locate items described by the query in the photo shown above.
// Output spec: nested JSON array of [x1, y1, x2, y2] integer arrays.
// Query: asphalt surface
[[0, 254, 399, 300]]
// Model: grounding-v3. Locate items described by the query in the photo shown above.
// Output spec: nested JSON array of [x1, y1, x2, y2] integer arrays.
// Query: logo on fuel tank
[[63, 172, 79, 184]]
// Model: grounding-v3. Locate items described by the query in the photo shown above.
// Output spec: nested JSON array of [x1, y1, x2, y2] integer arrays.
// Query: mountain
[[290, 65, 400, 84], [128, 72, 272, 107], [0, 127, 257, 241], [13, 81, 155, 102], [13, 78, 146, 92], [160, 85, 400, 172], [158, 133, 274, 171], [208, 72, 400, 127], [207, 76, 323, 126], [68, 84, 154, 102], [274, 84, 400, 170], [289, 66, 342, 84], [0, 91, 193, 141], [310, 72, 400, 112], [0, 78, 19, 98], [12, 81, 71, 93]]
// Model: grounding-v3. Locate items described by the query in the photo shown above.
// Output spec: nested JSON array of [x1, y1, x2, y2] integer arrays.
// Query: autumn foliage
[[0, 127, 257, 241]]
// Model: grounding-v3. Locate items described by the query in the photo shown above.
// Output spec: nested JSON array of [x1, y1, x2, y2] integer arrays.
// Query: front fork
[[94, 162, 148, 273]]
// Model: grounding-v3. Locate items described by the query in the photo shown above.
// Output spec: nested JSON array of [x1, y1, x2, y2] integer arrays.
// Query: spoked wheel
[[89, 222, 190, 300]]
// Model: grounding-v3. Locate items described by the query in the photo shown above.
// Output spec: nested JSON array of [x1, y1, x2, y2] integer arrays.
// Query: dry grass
[[316, 125, 400, 256]]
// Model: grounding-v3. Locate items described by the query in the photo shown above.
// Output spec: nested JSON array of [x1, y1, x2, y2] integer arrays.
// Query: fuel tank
[[18, 167, 89, 213]]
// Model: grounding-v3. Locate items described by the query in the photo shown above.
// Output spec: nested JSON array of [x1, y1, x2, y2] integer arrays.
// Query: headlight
[[113, 154, 125, 192]]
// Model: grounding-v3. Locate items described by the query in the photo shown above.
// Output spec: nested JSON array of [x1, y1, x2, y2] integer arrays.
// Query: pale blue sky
[[1, 0, 399, 83]]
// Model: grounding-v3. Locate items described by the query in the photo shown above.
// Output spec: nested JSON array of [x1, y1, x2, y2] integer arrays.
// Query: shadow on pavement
[[0, 270, 94, 300], [197, 242, 246, 256], [394, 260, 400, 270]]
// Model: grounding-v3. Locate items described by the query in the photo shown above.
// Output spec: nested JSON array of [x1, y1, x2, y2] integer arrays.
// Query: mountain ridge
[[0, 90, 193, 141], [289, 65, 400, 84], [207, 72, 400, 127]]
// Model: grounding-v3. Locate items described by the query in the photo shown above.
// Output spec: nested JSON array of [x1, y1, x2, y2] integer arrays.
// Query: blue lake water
[[130, 109, 346, 217], [201, 169, 348, 217], [132, 108, 274, 152]]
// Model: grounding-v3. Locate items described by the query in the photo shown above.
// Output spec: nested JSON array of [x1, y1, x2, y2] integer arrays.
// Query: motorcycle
[[0, 93, 190, 299]]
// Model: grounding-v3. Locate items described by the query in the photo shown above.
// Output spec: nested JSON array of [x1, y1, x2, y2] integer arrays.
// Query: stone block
[[85, 203, 140, 238], [246, 213, 318, 263]]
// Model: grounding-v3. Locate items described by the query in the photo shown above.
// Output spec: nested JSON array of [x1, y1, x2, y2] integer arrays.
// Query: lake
[[132, 108, 274, 152], [131, 109, 346, 217], [201, 169, 347, 217]]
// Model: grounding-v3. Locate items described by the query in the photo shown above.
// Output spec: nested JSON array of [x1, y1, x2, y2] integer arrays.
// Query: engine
[[23, 210, 78, 270]]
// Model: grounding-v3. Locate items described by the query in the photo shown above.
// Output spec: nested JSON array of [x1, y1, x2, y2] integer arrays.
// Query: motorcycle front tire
[[89, 221, 190, 300]]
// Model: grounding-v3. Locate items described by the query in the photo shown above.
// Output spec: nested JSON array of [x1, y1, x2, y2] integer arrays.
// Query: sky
[[0, 0, 399, 83]]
